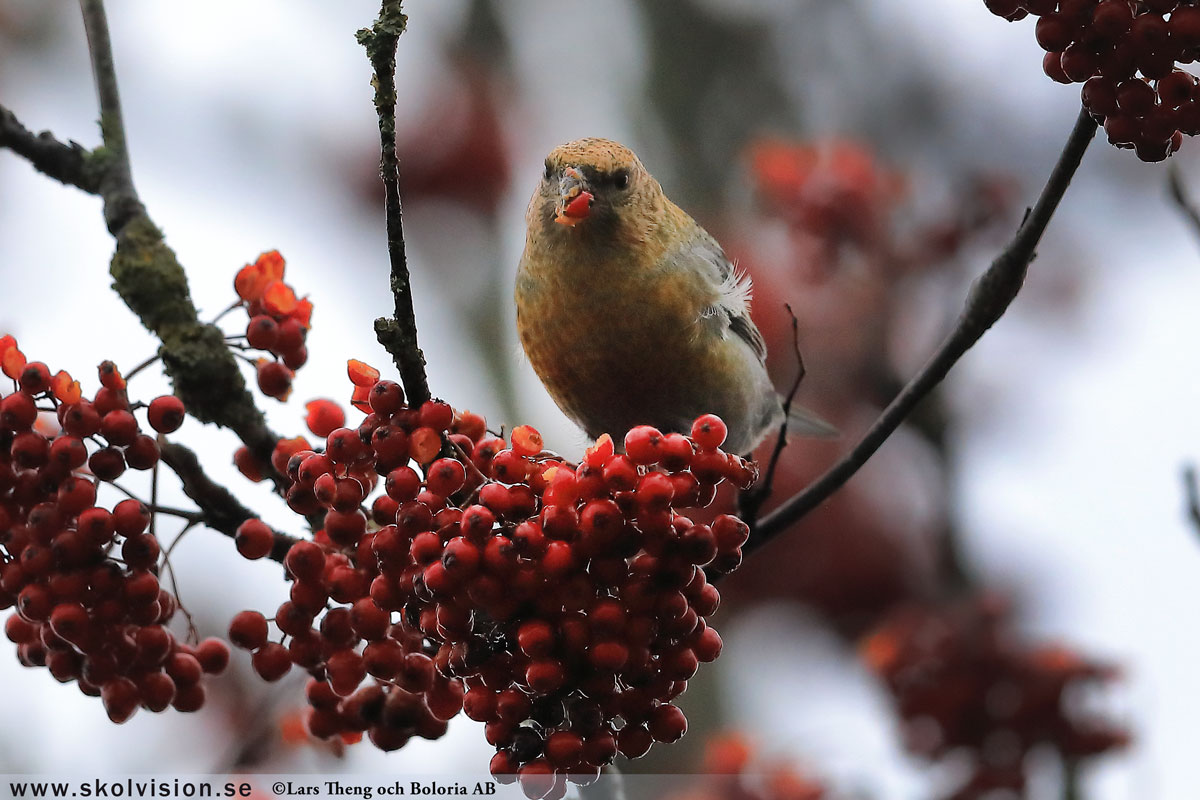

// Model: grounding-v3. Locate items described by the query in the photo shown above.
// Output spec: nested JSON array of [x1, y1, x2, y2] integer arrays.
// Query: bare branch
[[159, 440, 301, 564], [78, 0, 145, 234], [358, 0, 432, 407], [751, 108, 1098, 549], [0, 105, 99, 193]]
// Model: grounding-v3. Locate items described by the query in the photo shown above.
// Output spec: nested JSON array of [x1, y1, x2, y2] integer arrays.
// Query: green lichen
[[109, 214, 198, 333]]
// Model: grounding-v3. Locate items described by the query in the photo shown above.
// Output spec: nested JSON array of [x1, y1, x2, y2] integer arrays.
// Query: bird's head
[[533, 138, 655, 234]]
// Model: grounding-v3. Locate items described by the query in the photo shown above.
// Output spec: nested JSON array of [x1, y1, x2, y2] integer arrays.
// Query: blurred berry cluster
[[861, 595, 1127, 799]]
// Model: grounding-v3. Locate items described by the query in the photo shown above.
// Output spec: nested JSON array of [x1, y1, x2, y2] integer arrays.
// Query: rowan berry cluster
[[0, 337, 226, 724], [233, 250, 313, 401], [984, 0, 1200, 161], [227, 362, 756, 799], [860, 596, 1127, 799]]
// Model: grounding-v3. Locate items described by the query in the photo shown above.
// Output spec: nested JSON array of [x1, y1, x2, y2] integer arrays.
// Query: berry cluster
[[228, 363, 756, 799], [984, 0, 1200, 161], [0, 337, 226, 723], [860, 596, 1127, 799], [233, 250, 313, 400]]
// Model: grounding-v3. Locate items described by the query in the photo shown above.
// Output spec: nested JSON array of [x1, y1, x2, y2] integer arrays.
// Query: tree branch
[[750, 108, 1097, 549], [0, 105, 100, 193], [358, 0, 432, 408], [71, 0, 289, 489], [78, 0, 145, 234], [159, 440, 300, 563]]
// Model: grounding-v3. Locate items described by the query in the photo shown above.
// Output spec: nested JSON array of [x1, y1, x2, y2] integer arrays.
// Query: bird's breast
[[516, 248, 741, 437]]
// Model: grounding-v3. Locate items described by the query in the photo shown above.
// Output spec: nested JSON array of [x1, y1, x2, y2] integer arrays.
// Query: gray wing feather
[[687, 230, 767, 364]]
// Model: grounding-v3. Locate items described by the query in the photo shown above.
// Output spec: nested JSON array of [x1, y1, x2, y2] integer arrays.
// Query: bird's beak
[[554, 166, 593, 227]]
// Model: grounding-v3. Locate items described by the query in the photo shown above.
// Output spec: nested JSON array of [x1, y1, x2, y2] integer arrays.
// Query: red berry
[[690, 414, 727, 450], [195, 638, 230, 674], [624, 425, 663, 465], [113, 499, 151, 537], [251, 642, 292, 681], [235, 518, 275, 560], [229, 610, 269, 650], [304, 398, 345, 438], [147, 395, 186, 434]]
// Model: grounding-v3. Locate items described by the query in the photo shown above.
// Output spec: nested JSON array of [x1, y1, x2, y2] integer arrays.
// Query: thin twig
[[1167, 163, 1200, 251], [0, 105, 99, 193], [739, 303, 805, 528], [1184, 464, 1200, 535], [751, 108, 1097, 549], [159, 439, 301, 563], [161, 525, 200, 644], [147, 504, 205, 523], [210, 300, 244, 326], [358, 0, 432, 407], [123, 353, 161, 382]]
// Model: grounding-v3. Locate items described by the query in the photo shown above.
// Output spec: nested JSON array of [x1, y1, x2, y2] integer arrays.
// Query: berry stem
[[357, 0, 432, 408], [123, 353, 161, 382], [751, 107, 1098, 549]]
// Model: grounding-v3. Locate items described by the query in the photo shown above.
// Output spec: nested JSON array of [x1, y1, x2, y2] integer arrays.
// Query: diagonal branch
[[750, 108, 1098, 549], [358, 0, 432, 408], [159, 440, 300, 563], [0, 105, 99, 193]]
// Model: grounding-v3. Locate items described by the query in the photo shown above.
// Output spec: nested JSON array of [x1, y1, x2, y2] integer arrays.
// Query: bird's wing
[[689, 229, 767, 364]]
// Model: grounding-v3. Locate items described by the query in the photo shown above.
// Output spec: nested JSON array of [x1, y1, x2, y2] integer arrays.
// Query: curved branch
[[159, 440, 300, 563], [750, 108, 1098, 548], [358, 0, 432, 407]]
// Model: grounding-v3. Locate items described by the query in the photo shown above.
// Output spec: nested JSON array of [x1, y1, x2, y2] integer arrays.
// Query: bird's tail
[[786, 403, 839, 439]]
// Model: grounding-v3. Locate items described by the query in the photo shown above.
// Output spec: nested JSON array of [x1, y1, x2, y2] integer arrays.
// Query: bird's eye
[[543, 160, 554, 181], [612, 169, 630, 190]]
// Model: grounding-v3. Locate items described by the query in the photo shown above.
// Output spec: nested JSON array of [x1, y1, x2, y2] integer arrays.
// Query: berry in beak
[[554, 166, 593, 227]]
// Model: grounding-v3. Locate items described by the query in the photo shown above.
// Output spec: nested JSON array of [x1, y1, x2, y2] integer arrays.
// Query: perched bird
[[515, 137, 833, 454]]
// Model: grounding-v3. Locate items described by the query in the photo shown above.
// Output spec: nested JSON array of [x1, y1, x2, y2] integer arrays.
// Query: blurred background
[[2, 1, 1199, 798]]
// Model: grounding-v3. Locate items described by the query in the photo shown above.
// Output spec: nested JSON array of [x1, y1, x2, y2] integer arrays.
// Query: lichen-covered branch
[[750, 108, 1098, 549], [159, 441, 299, 563], [79, 0, 144, 234], [358, 0, 432, 408], [70, 0, 287, 486]]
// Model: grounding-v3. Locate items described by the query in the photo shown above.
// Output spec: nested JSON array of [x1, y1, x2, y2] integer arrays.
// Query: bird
[[515, 137, 834, 455]]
